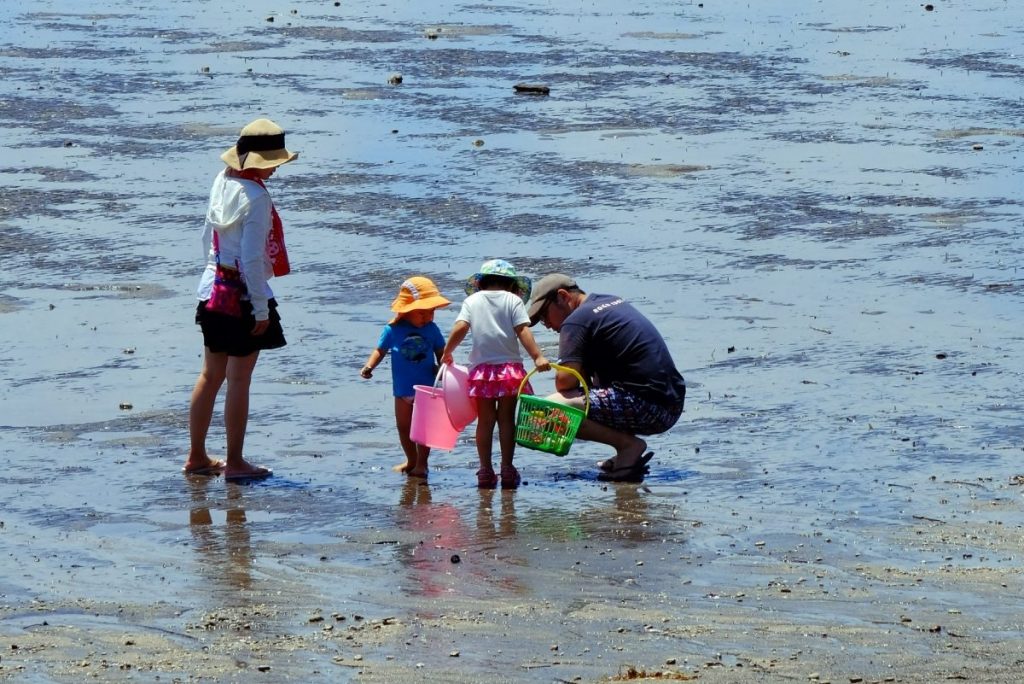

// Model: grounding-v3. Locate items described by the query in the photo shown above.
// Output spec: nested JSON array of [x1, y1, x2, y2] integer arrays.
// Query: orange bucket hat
[[390, 276, 450, 321]]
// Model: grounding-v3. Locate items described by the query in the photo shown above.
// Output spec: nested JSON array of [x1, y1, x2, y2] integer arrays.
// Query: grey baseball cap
[[527, 273, 577, 325]]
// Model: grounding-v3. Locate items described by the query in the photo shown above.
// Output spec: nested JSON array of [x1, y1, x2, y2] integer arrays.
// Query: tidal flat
[[1, 0, 1022, 681]]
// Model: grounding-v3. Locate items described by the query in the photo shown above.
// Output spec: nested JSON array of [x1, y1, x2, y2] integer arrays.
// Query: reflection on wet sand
[[394, 478, 467, 598], [474, 489, 531, 594], [518, 484, 664, 545], [394, 479, 534, 598], [598, 484, 657, 543], [187, 476, 253, 591], [474, 487, 517, 543]]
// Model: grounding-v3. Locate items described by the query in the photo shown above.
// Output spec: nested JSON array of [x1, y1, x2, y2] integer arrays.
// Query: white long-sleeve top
[[195, 170, 275, 320]]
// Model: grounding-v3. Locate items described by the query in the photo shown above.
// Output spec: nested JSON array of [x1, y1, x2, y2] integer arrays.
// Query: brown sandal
[[476, 468, 498, 489], [500, 466, 521, 489]]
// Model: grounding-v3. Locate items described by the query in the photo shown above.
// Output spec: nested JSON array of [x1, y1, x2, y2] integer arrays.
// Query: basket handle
[[517, 363, 590, 416]]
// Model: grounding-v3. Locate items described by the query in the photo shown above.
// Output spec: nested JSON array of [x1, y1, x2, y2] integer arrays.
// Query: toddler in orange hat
[[360, 277, 450, 477]]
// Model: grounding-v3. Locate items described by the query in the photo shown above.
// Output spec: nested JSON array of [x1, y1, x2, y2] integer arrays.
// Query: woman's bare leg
[[185, 348, 228, 472], [222, 351, 270, 478]]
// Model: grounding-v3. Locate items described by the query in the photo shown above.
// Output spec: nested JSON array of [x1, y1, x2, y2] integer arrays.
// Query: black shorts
[[195, 299, 286, 356]]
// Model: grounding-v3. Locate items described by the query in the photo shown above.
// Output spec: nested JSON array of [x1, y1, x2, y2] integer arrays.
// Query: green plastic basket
[[515, 364, 590, 456]]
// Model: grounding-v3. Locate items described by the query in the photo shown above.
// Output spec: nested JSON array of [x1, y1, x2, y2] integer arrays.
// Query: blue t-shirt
[[559, 293, 686, 407], [376, 320, 445, 397]]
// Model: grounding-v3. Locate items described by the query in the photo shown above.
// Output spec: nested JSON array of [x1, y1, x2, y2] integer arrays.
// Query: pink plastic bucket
[[410, 384, 460, 450], [440, 363, 477, 431]]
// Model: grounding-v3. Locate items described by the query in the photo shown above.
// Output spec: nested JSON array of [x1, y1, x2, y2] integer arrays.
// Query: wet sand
[[2, 0, 1023, 681]]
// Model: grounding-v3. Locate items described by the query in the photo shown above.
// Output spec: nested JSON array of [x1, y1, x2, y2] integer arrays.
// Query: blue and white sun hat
[[464, 259, 532, 304]]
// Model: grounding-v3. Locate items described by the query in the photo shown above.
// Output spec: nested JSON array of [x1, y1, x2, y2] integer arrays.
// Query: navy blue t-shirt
[[558, 293, 685, 406]]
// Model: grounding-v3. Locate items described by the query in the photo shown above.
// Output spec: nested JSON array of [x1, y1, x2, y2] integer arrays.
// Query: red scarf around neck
[[233, 169, 291, 277]]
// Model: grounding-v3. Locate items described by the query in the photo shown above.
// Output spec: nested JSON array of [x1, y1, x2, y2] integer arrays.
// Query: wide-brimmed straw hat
[[464, 259, 532, 304], [220, 118, 299, 171], [390, 277, 451, 320]]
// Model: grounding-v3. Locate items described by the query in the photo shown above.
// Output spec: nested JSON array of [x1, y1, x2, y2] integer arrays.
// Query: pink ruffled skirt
[[467, 362, 533, 399]]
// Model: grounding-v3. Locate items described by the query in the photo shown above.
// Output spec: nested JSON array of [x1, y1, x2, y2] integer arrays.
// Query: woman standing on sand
[[182, 118, 298, 481]]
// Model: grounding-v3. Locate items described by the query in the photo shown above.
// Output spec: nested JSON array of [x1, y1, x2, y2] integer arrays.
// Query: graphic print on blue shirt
[[377, 320, 445, 397], [400, 331, 431, 364]]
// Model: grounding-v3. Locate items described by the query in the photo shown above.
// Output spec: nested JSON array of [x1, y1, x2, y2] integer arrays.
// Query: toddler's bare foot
[[407, 468, 428, 479], [392, 461, 411, 473]]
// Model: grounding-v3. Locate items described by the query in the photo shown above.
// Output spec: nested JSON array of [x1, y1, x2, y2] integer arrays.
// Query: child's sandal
[[476, 468, 498, 489], [500, 465, 521, 489]]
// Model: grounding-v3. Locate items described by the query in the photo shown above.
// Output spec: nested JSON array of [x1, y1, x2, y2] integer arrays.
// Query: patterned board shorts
[[467, 362, 533, 399], [586, 383, 685, 435]]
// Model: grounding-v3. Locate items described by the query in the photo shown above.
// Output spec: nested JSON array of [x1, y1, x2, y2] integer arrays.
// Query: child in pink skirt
[[442, 259, 550, 488]]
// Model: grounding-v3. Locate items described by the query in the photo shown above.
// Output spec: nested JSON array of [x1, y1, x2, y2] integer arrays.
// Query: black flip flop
[[597, 450, 654, 473], [597, 462, 649, 483]]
